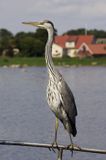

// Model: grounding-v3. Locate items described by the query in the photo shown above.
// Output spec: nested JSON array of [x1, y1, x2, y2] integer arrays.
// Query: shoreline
[[0, 57, 106, 67]]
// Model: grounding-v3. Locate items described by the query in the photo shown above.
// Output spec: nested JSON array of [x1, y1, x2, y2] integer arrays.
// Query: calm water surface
[[0, 66, 106, 160]]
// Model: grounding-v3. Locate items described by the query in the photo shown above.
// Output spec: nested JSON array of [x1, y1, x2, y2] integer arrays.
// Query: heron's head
[[22, 20, 55, 31]]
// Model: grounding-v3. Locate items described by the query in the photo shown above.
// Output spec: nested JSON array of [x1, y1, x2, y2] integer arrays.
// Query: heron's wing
[[58, 77, 78, 122]]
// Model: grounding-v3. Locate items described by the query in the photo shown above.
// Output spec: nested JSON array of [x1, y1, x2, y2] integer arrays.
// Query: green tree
[[35, 28, 47, 43], [14, 29, 48, 57], [15, 32, 28, 50], [17, 36, 36, 56], [0, 29, 13, 52], [15, 35, 44, 57], [64, 28, 106, 38], [64, 28, 85, 35]]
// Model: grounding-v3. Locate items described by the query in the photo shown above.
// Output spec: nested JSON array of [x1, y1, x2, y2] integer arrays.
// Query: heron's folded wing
[[58, 78, 78, 122]]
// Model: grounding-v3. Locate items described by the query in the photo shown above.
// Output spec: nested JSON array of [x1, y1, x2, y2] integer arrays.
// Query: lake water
[[0, 66, 106, 160]]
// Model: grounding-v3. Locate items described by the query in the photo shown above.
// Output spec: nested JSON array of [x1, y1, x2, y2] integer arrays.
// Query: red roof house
[[52, 34, 95, 57], [54, 35, 72, 48], [54, 35, 94, 48], [52, 35, 73, 57], [78, 43, 106, 57], [76, 35, 94, 48]]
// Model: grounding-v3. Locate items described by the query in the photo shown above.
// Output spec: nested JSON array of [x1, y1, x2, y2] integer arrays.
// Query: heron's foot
[[67, 144, 74, 157], [51, 141, 59, 152], [52, 141, 59, 148], [67, 143, 81, 150], [67, 143, 81, 157]]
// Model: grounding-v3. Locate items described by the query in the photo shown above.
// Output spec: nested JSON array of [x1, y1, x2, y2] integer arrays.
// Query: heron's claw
[[67, 143, 81, 150], [67, 144, 74, 156], [51, 141, 59, 152], [67, 144, 81, 156]]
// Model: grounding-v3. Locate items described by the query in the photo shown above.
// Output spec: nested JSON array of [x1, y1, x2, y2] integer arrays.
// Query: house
[[52, 35, 78, 58], [2, 48, 20, 57], [52, 35, 71, 57], [76, 35, 94, 48], [96, 38, 106, 44], [65, 36, 78, 57], [77, 43, 106, 57], [52, 34, 94, 58]]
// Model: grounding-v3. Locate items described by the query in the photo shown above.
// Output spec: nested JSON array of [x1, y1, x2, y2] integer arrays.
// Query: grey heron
[[23, 20, 78, 151]]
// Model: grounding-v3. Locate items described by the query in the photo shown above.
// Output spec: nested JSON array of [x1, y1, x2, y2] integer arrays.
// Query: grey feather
[[58, 74, 77, 136]]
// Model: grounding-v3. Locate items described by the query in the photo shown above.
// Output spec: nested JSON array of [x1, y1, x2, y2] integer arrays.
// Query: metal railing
[[0, 140, 106, 160]]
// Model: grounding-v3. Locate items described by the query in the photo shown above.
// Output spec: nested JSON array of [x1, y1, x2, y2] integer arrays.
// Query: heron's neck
[[45, 29, 57, 79]]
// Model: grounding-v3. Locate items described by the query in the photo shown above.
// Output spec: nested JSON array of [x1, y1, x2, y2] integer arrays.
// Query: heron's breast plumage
[[47, 80, 68, 122], [47, 80, 61, 114]]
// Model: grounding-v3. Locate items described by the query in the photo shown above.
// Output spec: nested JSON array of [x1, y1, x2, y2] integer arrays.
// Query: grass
[[0, 57, 45, 66], [0, 56, 106, 67]]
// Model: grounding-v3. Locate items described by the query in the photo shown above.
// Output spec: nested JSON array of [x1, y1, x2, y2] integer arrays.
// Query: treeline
[[1, 28, 106, 57], [65, 28, 106, 38], [0, 28, 48, 57]]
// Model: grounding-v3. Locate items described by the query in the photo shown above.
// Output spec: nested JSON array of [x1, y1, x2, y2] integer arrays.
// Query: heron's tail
[[63, 120, 77, 137], [71, 123, 77, 137], [68, 120, 77, 137]]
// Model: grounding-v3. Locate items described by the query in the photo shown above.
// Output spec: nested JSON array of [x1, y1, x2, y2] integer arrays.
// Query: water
[[0, 66, 106, 160]]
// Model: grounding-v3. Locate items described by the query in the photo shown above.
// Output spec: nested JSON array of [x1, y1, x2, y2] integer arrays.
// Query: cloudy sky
[[0, 0, 106, 34]]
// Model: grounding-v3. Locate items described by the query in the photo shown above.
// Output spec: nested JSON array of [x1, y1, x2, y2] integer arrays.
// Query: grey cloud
[[0, 0, 106, 34]]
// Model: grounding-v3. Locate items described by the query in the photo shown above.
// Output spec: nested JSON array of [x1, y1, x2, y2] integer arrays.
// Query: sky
[[0, 0, 106, 35]]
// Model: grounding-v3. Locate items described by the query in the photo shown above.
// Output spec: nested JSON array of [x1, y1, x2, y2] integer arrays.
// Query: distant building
[[13, 48, 20, 56], [52, 34, 94, 58], [52, 35, 71, 58], [96, 38, 106, 44], [78, 43, 106, 57], [2, 48, 20, 57], [75, 35, 94, 48]]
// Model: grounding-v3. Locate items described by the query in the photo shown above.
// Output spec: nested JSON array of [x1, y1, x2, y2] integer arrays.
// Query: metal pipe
[[0, 140, 106, 154]]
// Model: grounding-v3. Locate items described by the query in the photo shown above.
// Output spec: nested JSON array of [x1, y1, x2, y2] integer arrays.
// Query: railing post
[[57, 148, 63, 160]]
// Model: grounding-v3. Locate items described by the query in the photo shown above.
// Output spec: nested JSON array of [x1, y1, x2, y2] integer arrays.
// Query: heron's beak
[[22, 21, 41, 27]]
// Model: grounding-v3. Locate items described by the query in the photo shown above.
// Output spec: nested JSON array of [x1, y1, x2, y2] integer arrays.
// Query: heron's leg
[[69, 134, 73, 145], [69, 134, 81, 149], [67, 134, 74, 156], [52, 117, 59, 147], [57, 148, 63, 160], [67, 134, 81, 156], [54, 117, 59, 143]]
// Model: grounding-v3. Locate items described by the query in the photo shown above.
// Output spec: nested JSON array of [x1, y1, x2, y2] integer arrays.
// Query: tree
[[14, 29, 48, 57], [0, 27, 57, 57], [64, 28, 85, 35], [15, 34, 45, 57], [0, 29, 13, 50], [35, 28, 47, 42], [0, 29, 13, 38], [64, 28, 106, 38]]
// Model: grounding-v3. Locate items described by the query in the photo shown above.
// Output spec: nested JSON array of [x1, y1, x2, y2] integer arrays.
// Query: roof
[[88, 44, 106, 55], [54, 34, 94, 49], [68, 35, 78, 42], [76, 35, 94, 48], [54, 35, 71, 48], [78, 43, 106, 55]]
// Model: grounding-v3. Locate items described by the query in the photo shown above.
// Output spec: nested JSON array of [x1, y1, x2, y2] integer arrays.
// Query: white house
[[52, 43, 64, 58], [52, 35, 77, 58], [52, 34, 94, 58], [65, 41, 77, 57]]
